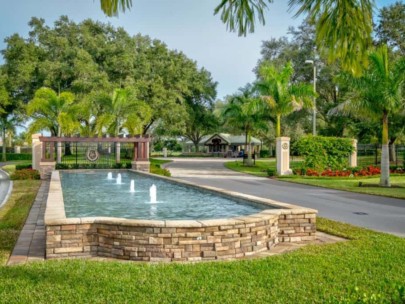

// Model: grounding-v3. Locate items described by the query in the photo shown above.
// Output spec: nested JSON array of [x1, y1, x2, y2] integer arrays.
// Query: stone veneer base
[[45, 170, 317, 262]]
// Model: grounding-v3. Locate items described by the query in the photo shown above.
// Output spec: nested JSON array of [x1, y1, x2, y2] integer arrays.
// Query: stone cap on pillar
[[276, 137, 290, 141], [32, 133, 43, 144]]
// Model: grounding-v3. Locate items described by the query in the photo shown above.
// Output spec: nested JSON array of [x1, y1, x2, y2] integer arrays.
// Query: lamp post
[[305, 60, 316, 136]]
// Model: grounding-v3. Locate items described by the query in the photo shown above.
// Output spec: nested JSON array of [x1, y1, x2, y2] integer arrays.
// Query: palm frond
[[214, 0, 273, 36], [100, 0, 132, 17]]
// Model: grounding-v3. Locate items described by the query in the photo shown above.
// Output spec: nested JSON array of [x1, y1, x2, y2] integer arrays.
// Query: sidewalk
[[7, 181, 49, 265]]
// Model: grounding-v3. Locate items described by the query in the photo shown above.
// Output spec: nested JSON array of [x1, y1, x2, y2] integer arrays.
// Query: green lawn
[[225, 159, 302, 177], [226, 160, 405, 199], [280, 175, 405, 199], [0, 177, 404, 303]]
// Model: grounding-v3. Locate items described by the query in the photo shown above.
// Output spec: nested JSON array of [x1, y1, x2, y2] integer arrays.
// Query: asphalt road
[[0, 169, 12, 209], [165, 158, 405, 237]]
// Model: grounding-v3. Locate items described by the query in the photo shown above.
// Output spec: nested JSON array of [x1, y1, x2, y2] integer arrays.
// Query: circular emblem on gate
[[86, 148, 99, 162], [282, 143, 289, 150]]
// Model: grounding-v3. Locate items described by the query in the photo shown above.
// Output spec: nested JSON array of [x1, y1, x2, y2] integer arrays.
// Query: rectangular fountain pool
[[60, 171, 269, 220], [45, 170, 317, 262]]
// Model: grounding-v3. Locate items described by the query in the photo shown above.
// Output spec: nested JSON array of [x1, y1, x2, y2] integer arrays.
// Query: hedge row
[[0, 153, 32, 161], [294, 136, 354, 171]]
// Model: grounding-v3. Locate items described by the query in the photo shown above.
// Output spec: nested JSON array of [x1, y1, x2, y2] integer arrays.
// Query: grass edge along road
[[225, 160, 405, 199], [0, 173, 404, 302]]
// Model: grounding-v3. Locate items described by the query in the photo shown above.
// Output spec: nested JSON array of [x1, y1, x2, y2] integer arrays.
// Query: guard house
[[187, 133, 261, 156]]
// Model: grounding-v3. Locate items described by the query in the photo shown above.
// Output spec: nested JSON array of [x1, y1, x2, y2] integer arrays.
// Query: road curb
[[0, 169, 13, 209]]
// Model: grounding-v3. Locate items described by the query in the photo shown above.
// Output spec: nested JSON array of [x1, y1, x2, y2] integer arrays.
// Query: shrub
[[150, 164, 171, 176], [55, 163, 69, 170], [113, 163, 123, 169], [260, 150, 270, 158], [10, 169, 40, 180], [266, 168, 276, 177], [294, 136, 354, 171], [0, 153, 32, 161], [15, 164, 32, 170]]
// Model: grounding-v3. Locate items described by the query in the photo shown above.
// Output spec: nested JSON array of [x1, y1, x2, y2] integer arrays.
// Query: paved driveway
[[165, 158, 405, 237], [0, 169, 12, 209]]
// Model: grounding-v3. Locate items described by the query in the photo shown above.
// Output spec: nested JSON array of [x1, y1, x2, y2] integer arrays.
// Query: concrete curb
[[0, 169, 13, 209]]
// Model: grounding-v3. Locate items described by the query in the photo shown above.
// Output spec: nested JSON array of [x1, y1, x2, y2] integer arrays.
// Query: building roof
[[186, 133, 261, 145]]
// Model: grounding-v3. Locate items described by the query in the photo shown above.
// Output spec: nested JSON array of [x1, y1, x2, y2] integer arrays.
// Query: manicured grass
[[280, 175, 405, 199], [0, 180, 404, 303], [226, 160, 405, 199], [225, 159, 302, 177], [0, 180, 41, 264], [1, 161, 32, 175]]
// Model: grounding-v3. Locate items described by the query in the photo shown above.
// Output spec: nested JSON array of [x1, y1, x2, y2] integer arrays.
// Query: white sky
[[0, 0, 398, 99]]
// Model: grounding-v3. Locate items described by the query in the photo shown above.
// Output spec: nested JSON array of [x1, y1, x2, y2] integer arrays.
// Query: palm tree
[[256, 61, 313, 137], [95, 88, 151, 137], [332, 45, 405, 187], [100, 0, 132, 16], [99, 0, 373, 75], [222, 84, 267, 166], [27, 87, 79, 162]]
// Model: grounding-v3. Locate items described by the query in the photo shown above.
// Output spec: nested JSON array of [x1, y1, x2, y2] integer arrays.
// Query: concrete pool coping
[[44, 170, 318, 262]]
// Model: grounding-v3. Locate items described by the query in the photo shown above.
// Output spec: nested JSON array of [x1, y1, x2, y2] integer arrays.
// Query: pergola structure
[[32, 134, 152, 179]]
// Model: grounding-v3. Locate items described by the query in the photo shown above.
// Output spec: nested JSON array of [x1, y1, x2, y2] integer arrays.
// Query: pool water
[[60, 171, 268, 220]]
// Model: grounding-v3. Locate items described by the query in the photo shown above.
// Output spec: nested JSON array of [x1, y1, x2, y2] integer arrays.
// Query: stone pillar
[[276, 137, 292, 176], [32, 134, 42, 170], [163, 147, 167, 158], [14, 145, 21, 154], [57, 141, 62, 163], [131, 141, 150, 172], [349, 139, 358, 168], [115, 142, 121, 163], [145, 141, 149, 159]]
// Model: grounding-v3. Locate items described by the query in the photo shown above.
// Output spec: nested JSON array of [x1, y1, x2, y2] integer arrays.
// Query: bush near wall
[[0, 153, 32, 161], [294, 136, 354, 171], [10, 169, 40, 180]]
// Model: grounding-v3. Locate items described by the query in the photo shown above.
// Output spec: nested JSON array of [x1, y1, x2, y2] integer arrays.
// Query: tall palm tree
[[332, 45, 405, 187], [27, 87, 79, 162], [222, 84, 267, 166], [27, 87, 78, 138], [95, 88, 151, 137], [256, 61, 313, 137], [99, 0, 373, 74]]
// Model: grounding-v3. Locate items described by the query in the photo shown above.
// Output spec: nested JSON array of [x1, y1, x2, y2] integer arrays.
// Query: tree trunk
[[57, 127, 62, 163], [388, 138, 396, 162], [380, 111, 390, 187], [193, 142, 199, 153], [276, 114, 281, 137], [245, 130, 253, 166]]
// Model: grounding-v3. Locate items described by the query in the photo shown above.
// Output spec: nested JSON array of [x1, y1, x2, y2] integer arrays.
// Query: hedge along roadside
[[294, 136, 354, 172]]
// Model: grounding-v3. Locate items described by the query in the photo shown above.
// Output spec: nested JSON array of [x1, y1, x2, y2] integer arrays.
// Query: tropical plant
[[98, 0, 374, 75], [222, 84, 267, 165], [27, 87, 78, 137], [100, 0, 132, 16], [95, 88, 151, 137], [256, 61, 313, 137], [331, 44, 405, 187], [27, 87, 78, 162]]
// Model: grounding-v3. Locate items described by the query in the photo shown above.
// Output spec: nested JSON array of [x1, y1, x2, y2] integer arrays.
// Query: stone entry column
[[32, 134, 42, 170], [349, 139, 358, 168], [131, 142, 150, 172], [115, 142, 121, 163], [276, 137, 292, 176]]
